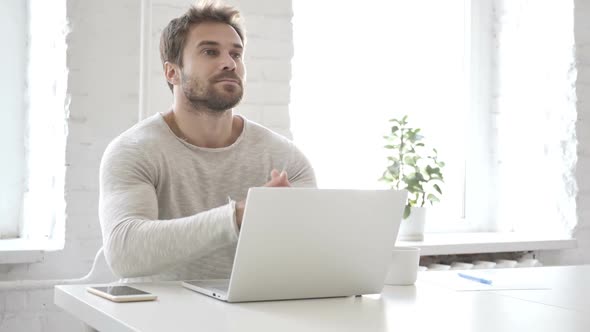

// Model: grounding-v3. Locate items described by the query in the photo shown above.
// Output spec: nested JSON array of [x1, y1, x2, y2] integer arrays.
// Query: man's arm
[[99, 142, 239, 278], [234, 141, 316, 228], [286, 142, 316, 188]]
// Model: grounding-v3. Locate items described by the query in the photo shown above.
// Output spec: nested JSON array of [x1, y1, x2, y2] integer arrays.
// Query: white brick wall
[[576, 0, 590, 228], [0, 0, 294, 331], [0, 288, 85, 331], [540, 0, 590, 264], [492, 0, 578, 235]]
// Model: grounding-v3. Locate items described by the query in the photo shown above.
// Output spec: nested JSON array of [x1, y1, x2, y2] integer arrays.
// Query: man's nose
[[220, 53, 237, 71]]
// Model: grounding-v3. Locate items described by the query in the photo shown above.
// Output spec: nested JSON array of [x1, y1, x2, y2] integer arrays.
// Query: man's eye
[[203, 49, 218, 56], [231, 53, 242, 60]]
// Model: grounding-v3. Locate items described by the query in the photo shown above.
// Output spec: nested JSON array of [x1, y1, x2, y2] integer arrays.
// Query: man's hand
[[264, 169, 291, 188], [235, 169, 290, 228]]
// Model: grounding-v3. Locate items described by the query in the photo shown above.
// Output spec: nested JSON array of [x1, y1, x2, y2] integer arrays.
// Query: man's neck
[[163, 103, 243, 148]]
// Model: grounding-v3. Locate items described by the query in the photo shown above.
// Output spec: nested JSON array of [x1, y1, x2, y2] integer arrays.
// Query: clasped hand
[[235, 169, 290, 228]]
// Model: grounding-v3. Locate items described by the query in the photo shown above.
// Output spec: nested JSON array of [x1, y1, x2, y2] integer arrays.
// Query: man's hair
[[159, 1, 245, 92]]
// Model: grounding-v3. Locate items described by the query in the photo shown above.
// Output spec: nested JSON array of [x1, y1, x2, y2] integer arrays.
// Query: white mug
[[384, 246, 420, 285]]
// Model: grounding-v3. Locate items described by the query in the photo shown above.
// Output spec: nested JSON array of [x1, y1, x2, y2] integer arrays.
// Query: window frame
[[1, 0, 68, 243], [427, 0, 495, 233], [463, 0, 496, 232], [0, 0, 27, 239]]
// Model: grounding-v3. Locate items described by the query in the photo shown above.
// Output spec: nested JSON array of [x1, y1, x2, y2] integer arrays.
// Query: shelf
[[396, 232, 577, 256]]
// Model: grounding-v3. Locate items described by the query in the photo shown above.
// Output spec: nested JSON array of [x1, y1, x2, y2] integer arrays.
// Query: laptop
[[182, 187, 407, 302]]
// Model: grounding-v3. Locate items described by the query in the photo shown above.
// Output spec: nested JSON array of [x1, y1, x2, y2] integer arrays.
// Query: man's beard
[[181, 70, 243, 113]]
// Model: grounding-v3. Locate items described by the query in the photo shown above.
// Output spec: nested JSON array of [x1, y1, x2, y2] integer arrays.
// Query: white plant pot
[[397, 207, 426, 241]]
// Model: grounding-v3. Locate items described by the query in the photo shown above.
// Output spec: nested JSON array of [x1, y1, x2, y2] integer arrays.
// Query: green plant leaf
[[429, 172, 442, 180], [403, 155, 416, 166], [403, 204, 411, 219], [427, 194, 440, 203], [382, 114, 445, 207], [414, 172, 425, 182], [379, 173, 394, 183], [427, 166, 442, 178], [388, 161, 400, 170], [425, 165, 434, 175], [433, 184, 442, 195]]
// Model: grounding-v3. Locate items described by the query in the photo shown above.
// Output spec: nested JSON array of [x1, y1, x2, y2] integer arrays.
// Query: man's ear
[[164, 61, 181, 86]]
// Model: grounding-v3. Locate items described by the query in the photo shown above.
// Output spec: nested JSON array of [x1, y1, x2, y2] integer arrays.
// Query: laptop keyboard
[[211, 283, 229, 293]]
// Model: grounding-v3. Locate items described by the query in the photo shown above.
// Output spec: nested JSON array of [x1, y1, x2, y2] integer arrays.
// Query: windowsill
[[1, 232, 578, 264], [397, 232, 577, 256], [0, 238, 61, 264]]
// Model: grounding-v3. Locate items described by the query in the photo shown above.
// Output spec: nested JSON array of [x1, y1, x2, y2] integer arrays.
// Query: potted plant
[[380, 115, 445, 241]]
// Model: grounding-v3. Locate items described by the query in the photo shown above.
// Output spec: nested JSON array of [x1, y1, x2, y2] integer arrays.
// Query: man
[[99, 1, 315, 282]]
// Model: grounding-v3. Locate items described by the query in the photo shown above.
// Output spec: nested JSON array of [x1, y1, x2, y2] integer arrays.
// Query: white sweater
[[99, 113, 316, 282]]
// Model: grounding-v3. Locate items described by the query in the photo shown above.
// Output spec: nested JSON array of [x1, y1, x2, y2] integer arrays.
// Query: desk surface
[[421, 265, 590, 312], [55, 266, 590, 332]]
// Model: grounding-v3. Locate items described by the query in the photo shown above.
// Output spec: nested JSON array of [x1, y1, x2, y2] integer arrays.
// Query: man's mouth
[[213, 73, 242, 86], [217, 79, 240, 85]]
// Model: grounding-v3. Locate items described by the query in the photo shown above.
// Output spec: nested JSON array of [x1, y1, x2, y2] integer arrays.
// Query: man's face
[[179, 21, 245, 112]]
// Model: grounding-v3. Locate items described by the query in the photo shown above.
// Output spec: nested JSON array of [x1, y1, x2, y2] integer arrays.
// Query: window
[[291, 0, 491, 232], [0, 0, 27, 239], [22, 0, 68, 242], [1, 1, 68, 242]]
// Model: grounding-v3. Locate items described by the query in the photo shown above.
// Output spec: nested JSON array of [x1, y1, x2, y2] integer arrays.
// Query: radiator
[[422, 258, 542, 271]]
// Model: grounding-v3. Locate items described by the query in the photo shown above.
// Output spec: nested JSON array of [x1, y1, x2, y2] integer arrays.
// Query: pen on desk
[[457, 272, 493, 285]]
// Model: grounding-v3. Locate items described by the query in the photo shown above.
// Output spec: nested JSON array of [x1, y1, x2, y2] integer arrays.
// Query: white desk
[[490, 265, 590, 313], [55, 266, 590, 332], [419, 265, 590, 313]]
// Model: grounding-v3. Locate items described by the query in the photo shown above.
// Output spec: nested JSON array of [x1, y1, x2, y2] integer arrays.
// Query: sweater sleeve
[[287, 142, 317, 188], [98, 140, 239, 278]]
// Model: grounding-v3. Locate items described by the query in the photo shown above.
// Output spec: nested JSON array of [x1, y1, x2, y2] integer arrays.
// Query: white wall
[[492, 0, 577, 235], [0, 0, 589, 331], [0, 0, 293, 330], [539, 0, 590, 264]]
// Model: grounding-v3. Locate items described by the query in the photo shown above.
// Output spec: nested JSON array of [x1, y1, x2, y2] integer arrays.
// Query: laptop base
[[182, 279, 229, 301]]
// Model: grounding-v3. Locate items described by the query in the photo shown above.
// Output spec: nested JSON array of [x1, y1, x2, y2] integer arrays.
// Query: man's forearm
[[103, 203, 239, 278]]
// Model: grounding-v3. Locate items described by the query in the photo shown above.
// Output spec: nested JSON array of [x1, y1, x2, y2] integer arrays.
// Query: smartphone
[[86, 286, 157, 302]]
